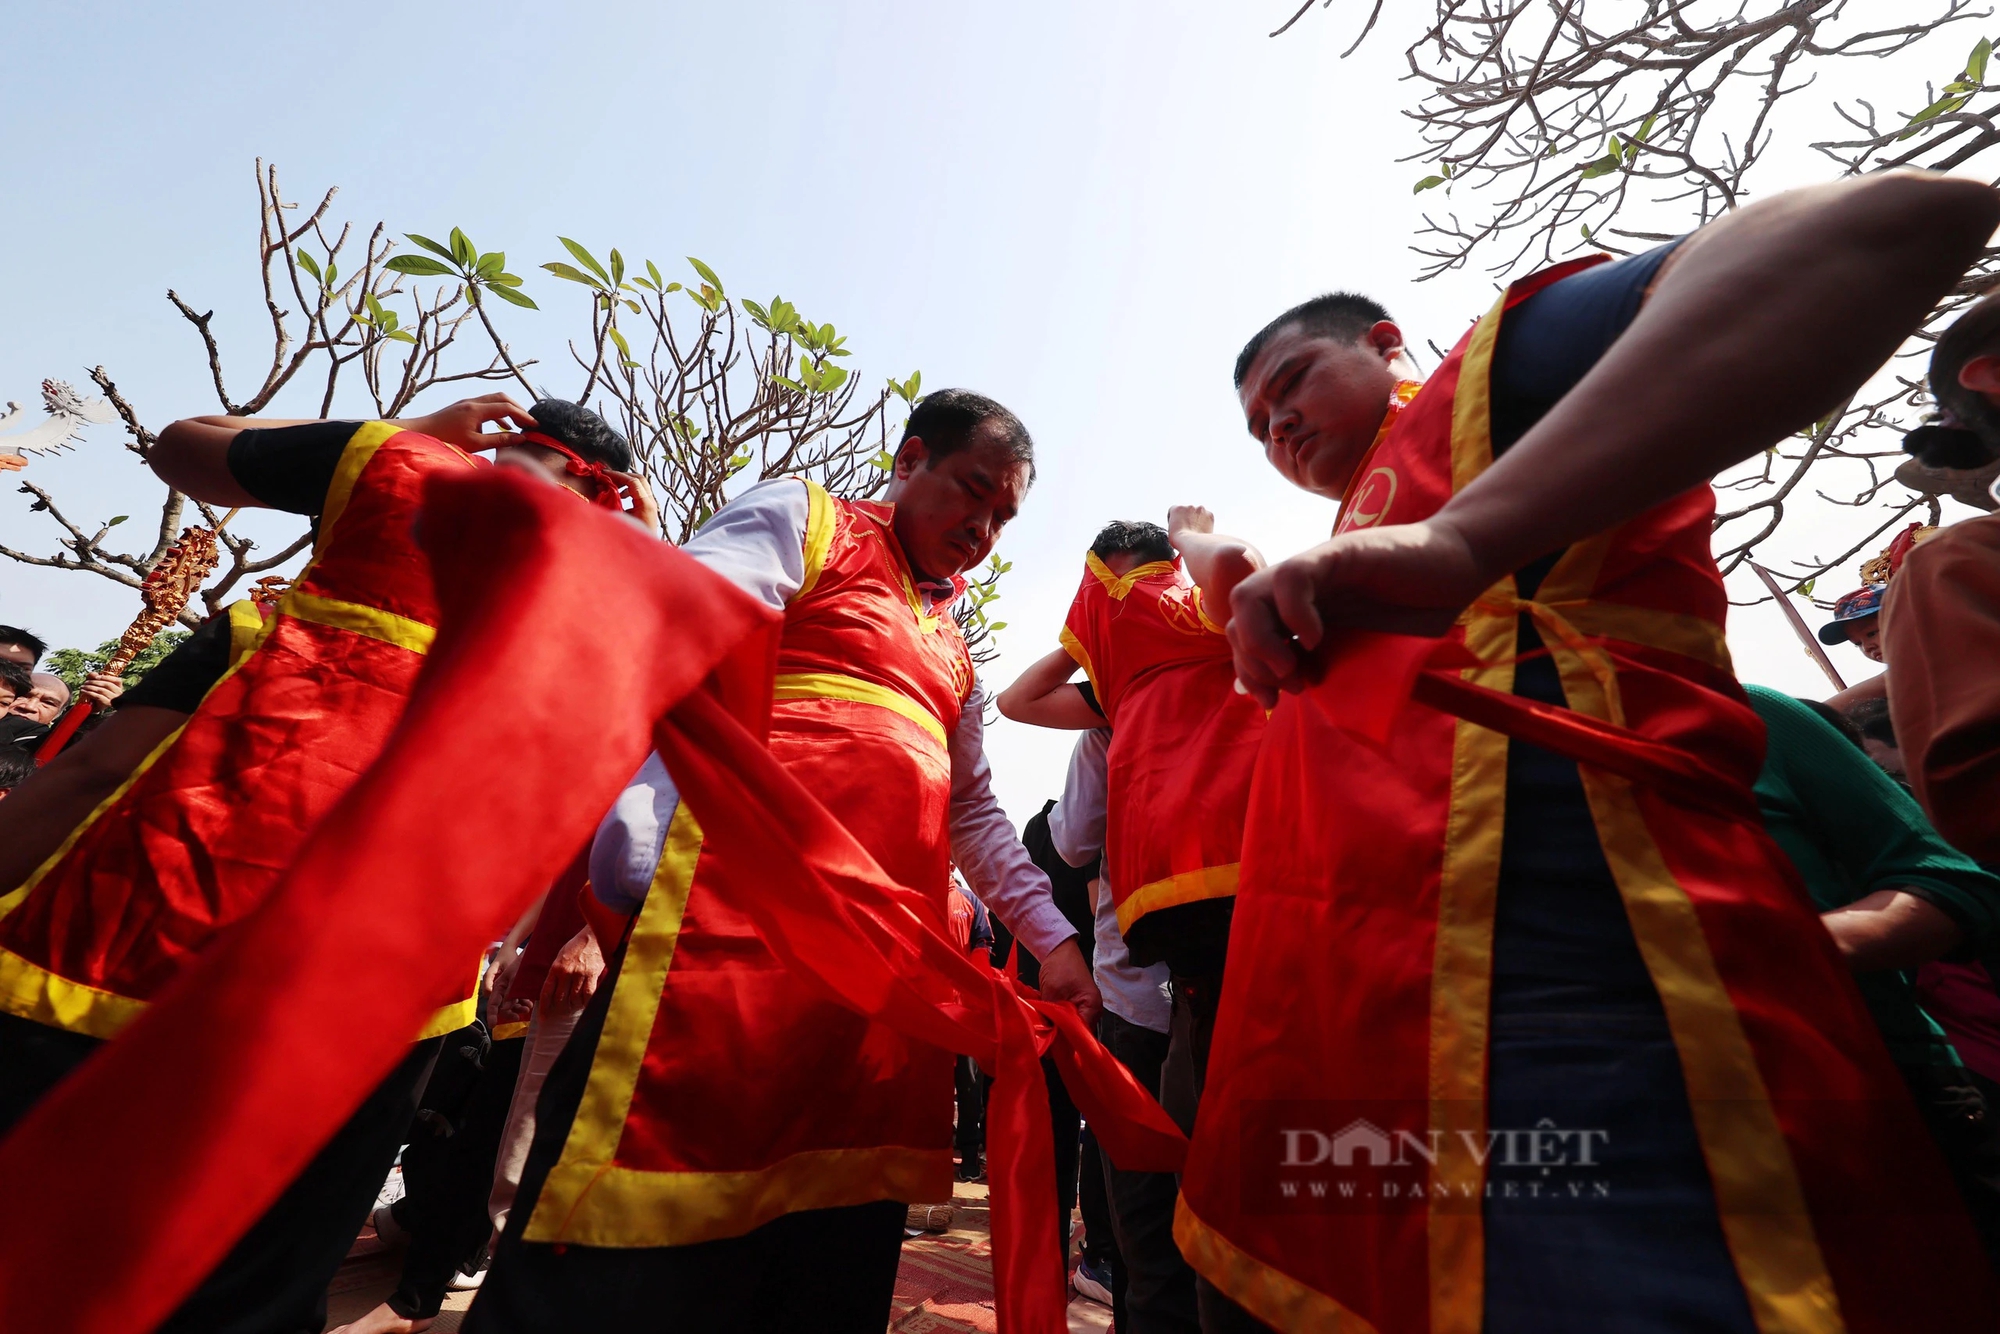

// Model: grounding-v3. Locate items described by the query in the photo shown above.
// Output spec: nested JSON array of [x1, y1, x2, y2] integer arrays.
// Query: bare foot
[[328, 1302, 432, 1334]]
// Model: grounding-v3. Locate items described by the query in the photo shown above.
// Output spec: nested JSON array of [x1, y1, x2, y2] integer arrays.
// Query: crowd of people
[[10, 169, 2000, 1333]]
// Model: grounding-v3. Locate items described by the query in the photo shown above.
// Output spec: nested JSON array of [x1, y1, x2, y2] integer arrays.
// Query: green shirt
[[1747, 685, 2000, 1067]]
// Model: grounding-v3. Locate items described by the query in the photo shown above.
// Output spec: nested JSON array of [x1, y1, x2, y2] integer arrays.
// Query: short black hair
[[529, 399, 632, 473], [0, 626, 46, 664], [1234, 292, 1395, 390], [0, 660, 31, 699], [899, 389, 1035, 483], [1912, 293, 2000, 468], [1090, 520, 1174, 565], [1845, 696, 1899, 749], [0, 742, 31, 793], [1802, 698, 1866, 751]]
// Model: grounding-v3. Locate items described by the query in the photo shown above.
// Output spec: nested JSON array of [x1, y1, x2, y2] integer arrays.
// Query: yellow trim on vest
[[225, 599, 267, 665], [771, 671, 949, 751], [530, 1146, 952, 1250], [1114, 864, 1238, 936], [489, 1020, 530, 1042], [1084, 551, 1176, 600], [526, 802, 705, 1245], [415, 995, 481, 1041], [798, 480, 836, 598], [1175, 1198, 1379, 1333], [1423, 589, 1518, 1334], [317, 421, 403, 546], [278, 590, 437, 655], [1540, 549, 1842, 1334], [1058, 626, 1101, 708], [1561, 601, 1733, 674], [0, 945, 148, 1038]]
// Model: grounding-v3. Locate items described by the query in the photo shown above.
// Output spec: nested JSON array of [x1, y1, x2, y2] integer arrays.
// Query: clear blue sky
[[0, 1, 1888, 819]]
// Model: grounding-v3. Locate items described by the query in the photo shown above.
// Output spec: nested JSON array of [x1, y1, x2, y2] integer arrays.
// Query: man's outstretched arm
[[1231, 172, 2000, 699]]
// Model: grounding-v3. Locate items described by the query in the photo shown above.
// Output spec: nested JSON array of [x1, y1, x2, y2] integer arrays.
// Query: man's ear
[[1365, 320, 1405, 365], [893, 436, 930, 480], [1960, 354, 2000, 398]]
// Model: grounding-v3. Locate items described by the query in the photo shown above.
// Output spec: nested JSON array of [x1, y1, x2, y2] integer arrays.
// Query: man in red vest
[[470, 389, 1100, 1334], [0, 393, 644, 1334], [1185, 173, 2000, 1333]]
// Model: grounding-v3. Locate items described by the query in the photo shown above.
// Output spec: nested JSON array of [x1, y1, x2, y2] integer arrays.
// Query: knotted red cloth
[[518, 429, 623, 509], [0, 468, 1183, 1334]]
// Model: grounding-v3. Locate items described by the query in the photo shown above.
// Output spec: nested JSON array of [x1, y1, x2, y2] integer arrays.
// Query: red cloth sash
[[0, 423, 482, 1038], [0, 470, 1183, 1334], [1178, 260, 1997, 1333], [1060, 556, 1264, 959]]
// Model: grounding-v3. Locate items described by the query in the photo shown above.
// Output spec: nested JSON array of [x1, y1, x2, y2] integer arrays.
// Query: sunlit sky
[[0, 2, 1974, 824]]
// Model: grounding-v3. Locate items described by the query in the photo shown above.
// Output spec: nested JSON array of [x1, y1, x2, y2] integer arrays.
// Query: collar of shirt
[[915, 575, 962, 614]]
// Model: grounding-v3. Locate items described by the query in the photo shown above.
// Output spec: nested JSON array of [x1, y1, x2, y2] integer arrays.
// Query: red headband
[[518, 430, 623, 510]]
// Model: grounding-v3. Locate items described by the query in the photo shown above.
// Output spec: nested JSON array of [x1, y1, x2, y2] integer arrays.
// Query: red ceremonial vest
[[1061, 555, 1265, 971], [0, 423, 481, 1042], [1175, 262, 1996, 1333], [524, 481, 975, 1249]]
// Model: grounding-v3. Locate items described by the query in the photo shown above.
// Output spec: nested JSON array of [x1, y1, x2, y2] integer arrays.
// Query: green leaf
[[609, 248, 626, 286], [387, 330, 418, 344], [1799, 577, 1817, 598], [1578, 152, 1623, 179], [623, 299, 641, 314], [1413, 174, 1449, 194], [450, 227, 475, 266], [560, 237, 611, 285], [296, 250, 322, 281], [107, 515, 127, 526], [486, 283, 538, 309], [488, 272, 524, 287], [986, 621, 1006, 633], [871, 449, 896, 471], [1970, 36, 1992, 86], [541, 261, 602, 288], [1581, 223, 1593, 239], [646, 259, 664, 287], [687, 256, 725, 295], [323, 262, 337, 286], [608, 326, 632, 358], [1631, 111, 1659, 144], [406, 233, 455, 261], [1900, 92, 1972, 139], [475, 251, 505, 279], [386, 254, 456, 276]]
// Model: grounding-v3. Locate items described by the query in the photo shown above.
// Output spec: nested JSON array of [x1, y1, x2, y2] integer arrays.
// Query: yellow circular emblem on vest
[[1341, 466, 1398, 532]]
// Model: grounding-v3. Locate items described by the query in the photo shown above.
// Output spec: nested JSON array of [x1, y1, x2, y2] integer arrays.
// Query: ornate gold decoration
[[106, 527, 221, 678]]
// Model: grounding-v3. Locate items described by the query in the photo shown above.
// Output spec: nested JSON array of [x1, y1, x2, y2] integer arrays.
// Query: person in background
[[0, 745, 32, 797], [1818, 584, 1886, 663], [950, 873, 994, 1184], [1845, 696, 1909, 782], [8, 673, 70, 725], [1048, 728, 1198, 1334], [0, 625, 46, 668], [0, 660, 30, 713], [1748, 684, 2000, 1263]]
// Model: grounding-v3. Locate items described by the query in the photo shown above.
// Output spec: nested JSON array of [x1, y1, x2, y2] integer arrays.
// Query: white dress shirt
[[1048, 729, 1172, 1033], [590, 478, 1077, 962]]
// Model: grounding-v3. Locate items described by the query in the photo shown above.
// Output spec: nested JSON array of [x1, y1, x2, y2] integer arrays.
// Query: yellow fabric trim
[[0, 945, 148, 1038], [1425, 589, 1518, 1334], [1175, 1197, 1380, 1333], [530, 1146, 951, 1249], [1084, 551, 1176, 600], [526, 802, 705, 1244], [1114, 864, 1238, 935], [0, 720, 191, 921], [225, 599, 267, 666], [1058, 626, 1101, 707], [316, 421, 402, 549], [771, 671, 949, 750], [415, 995, 480, 1041], [1448, 294, 1505, 493], [278, 590, 436, 655], [1553, 642, 1843, 1334], [798, 480, 836, 598], [489, 1020, 530, 1042], [1562, 601, 1733, 674]]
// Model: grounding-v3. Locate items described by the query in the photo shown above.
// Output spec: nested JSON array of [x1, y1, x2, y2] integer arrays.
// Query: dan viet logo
[[1243, 1103, 1613, 1214]]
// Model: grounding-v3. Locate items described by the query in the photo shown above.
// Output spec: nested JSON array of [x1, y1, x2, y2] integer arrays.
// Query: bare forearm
[[997, 646, 1099, 727], [1439, 174, 2000, 581], [1174, 532, 1264, 621], [1821, 888, 1965, 973]]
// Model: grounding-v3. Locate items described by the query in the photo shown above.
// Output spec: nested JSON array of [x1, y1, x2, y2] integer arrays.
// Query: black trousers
[[954, 1052, 985, 1160], [469, 944, 907, 1334], [1097, 1009, 1200, 1334], [0, 1011, 437, 1334], [1903, 1060, 2000, 1272], [387, 1035, 526, 1319]]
